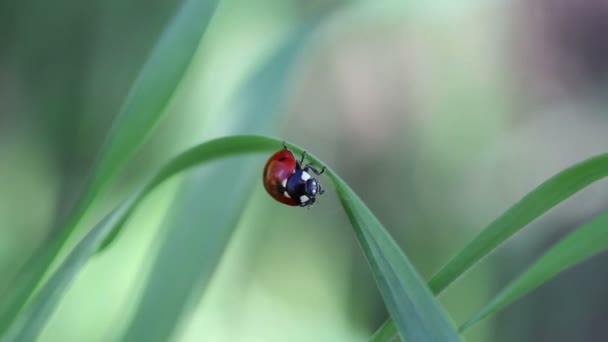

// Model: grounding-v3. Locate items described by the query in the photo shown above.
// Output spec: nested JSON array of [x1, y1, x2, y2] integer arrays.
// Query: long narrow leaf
[[0, 203, 132, 342], [372, 153, 608, 340], [371, 319, 398, 342], [0, 136, 277, 342], [119, 18, 330, 341], [4, 16, 328, 340], [459, 210, 608, 332], [0, 0, 220, 333], [331, 175, 462, 341], [2, 135, 462, 342]]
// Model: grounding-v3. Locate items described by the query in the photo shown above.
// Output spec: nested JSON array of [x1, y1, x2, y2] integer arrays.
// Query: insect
[[263, 144, 325, 208]]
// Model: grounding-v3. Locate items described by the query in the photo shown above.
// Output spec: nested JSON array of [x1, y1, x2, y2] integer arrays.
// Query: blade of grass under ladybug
[[371, 153, 608, 340], [3, 134, 463, 342], [0, 11, 332, 339], [459, 210, 608, 332], [97, 16, 324, 251], [0, 0, 220, 334], [119, 19, 330, 342]]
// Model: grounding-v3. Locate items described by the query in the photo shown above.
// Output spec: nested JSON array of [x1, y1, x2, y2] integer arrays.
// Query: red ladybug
[[263, 144, 325, 208]]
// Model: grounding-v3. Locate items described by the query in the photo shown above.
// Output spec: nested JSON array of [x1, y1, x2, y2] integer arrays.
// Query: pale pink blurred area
[[285, 1, 608, 341], [513, 0, 608, 103]]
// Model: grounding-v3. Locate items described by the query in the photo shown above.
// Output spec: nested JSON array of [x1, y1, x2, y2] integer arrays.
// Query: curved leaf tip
[[460, 210, 608, 332], [4, 135, 461, 342], [372, 152, 608, 340]]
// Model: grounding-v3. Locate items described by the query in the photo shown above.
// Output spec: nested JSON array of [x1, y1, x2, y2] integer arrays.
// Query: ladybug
[[263, 144, 325, 208]]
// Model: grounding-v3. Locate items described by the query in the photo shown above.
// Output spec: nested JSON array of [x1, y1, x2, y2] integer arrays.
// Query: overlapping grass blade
[[0, 136, 277, 342], [0, 0, 220, 334], [119, 19, 325, 341], [459, 210, 608, 332], [0, 203, 132, 342], [371, 319, 398, 342], [372, 153, 608, 340], [3, 13, 328, 340], [2, 134, 462, 342]]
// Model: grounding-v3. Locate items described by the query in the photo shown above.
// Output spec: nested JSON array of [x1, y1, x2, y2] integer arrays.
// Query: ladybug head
[[305, 178, 324, 198]]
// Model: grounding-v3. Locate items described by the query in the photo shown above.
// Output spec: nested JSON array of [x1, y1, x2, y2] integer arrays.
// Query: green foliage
[[2, 0, 607, 340], [2, 136, 277, 341], [0, 204, 131, 342], [460, 210, 608, 332], [119, 20, 324, 341], [0, 0, 220, 335], [372, 153, 608, 340], [331, 174, 462, 341], [427, 154, 608, 295], [1, 136, 462, 342]]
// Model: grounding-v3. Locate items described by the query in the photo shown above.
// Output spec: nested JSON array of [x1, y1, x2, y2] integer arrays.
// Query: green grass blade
[[119, 19, 327, 341], [0, 203, 132, 342], [3, 134, 462, 342], [0, 136, 279, 342], [99, 21, 320, 251], [427, 154, 608, 294], [329, 175, 462, 342], [84, 0, 220, 210], [371, 320, 398, 342], [0, 0, 219, 333], [3, 13, 328, 339], [459, 211, 608, 332], [372, 153, 608, 340]]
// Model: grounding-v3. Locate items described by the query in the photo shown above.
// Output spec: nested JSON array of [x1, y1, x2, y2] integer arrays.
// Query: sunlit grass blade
[[459, 210, 608, 332], [3, 134, 462, 342], [0, 0, 220, 333], [372, 153, 608, 340]]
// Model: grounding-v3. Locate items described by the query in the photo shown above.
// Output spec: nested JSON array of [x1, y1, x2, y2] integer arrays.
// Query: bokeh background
[[2, 0, 608, 341]]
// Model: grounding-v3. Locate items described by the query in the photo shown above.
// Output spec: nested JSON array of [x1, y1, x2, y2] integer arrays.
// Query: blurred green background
[[2, 0, 608, 341]]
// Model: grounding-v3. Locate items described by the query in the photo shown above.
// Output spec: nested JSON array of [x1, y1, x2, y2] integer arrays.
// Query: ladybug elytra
[[263, 144, 325, 208]]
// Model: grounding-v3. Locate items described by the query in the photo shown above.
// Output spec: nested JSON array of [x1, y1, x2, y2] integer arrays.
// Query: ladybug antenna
[[282, 141, 288, 150]]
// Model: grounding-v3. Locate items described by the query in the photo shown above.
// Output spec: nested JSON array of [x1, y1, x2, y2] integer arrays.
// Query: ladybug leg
[[317, 183, 325, 195], [282, 141, 288, 150], [306, 197, 317, 209], [299, 151, 307, 166], [304, 164, 325, 176]]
